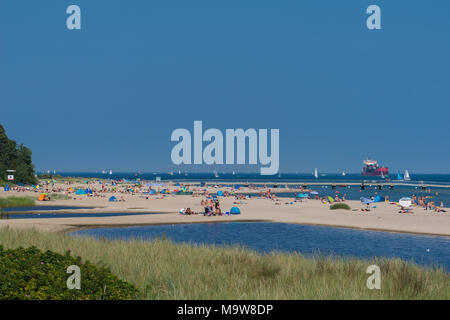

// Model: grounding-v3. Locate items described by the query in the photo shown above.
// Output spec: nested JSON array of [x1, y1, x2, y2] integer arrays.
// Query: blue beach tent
[[217, 190, 224, 196], [109, 196, 117, 202], [296, 193, 308, 198], [230, 207, 241, 214], [149, 189, 156, 195], [75, 189, 86, 195]]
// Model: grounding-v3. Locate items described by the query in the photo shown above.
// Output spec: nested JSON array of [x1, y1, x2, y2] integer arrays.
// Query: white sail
[[404, 170, 411, 181], [314, 168, 318, 179], [109, 170, 112, 175], [342, 171, 346, 176]]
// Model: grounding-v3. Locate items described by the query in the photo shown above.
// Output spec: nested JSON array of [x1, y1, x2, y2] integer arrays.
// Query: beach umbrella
[[179, 208, 185, 214], [230, 207, 241, 214], [217, 190, 224, 196], [310, 191, 319, 195], [108, 196, 117, 202], [328, 196, 335, 203], [399, 197, 412, 207]]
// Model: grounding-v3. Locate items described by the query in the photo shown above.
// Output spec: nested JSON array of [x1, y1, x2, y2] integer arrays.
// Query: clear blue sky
[[1, 1, 449, 173]]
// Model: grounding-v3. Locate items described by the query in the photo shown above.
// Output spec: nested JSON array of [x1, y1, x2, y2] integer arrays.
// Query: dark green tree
[[0, 125, 37, 185]]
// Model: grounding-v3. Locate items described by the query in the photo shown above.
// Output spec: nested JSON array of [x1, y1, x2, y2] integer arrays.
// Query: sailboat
[[404, 170, 411, 181], [214, 170, 219, 178], [342, 171, 346, 176], [314, 168, 318, 179], [397, 170, 403, 180], [109, 170, 113, 175]]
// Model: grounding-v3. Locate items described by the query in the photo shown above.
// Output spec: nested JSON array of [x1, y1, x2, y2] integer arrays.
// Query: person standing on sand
[[215, 200, 221, 215]]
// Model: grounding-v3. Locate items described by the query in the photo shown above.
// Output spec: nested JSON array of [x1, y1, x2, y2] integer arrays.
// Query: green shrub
[[0, 196, 35, 208], [48, 193, 72, 200], [330, 203, 351, 210], [0, 246, 139, 300]]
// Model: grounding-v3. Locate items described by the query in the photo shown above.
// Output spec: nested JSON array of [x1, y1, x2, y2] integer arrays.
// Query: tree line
[[0, 124, 37, 185]]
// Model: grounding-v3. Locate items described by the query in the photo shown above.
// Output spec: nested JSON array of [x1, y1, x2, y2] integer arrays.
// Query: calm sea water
[[52, 172, 450, 185], [71, 222, 450, 271]]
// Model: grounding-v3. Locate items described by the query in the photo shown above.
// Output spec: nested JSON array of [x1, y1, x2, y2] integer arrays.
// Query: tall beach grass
[[0, 196, 35, 209], [0, 227, 448, 300]]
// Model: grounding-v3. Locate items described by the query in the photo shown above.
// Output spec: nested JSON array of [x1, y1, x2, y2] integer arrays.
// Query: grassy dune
[[0, 227, 448, 300], [0, 196, 35, 209]]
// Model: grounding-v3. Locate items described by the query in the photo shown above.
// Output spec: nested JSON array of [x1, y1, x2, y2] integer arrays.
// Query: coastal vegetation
[[0, 227, 447, 300], [330, 203, 351, 210], [0, 245, 138, 299], [48, 193, 72, 200], [0, 196, 35, 209], [0, 125, 37, 185]]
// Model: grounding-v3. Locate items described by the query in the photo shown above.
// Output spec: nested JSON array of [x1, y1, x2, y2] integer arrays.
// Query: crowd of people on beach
[[413, 195, 445, 212], [2, 178, 448, 217]]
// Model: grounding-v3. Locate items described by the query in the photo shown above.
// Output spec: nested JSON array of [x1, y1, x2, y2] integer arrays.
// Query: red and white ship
[[361, 159, 389, 177]]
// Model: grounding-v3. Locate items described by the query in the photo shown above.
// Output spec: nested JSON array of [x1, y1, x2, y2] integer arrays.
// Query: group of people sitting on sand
[[180, 198, 231, 216], [202, 199, 223, 216], [414, 195, 446, 212]]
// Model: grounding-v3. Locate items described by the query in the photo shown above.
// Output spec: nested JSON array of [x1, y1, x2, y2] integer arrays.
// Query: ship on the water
[[361, 159, 389, 177]]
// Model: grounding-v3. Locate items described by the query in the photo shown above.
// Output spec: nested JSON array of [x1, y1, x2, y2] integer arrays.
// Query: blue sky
[[1, 1, 449, 173]]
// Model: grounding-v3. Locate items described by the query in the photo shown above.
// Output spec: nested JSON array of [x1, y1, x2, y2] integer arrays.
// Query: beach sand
[[0, 185, 449, 236]]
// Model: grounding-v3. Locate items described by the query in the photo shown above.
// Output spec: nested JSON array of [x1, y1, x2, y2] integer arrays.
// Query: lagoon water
[[71, 222, 450, 271], [0, 211, 165, 219], [2, 205, 96, 212]]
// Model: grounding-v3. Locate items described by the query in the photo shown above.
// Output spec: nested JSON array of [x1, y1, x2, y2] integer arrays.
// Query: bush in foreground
[[0, 245, 138, 300], [330, 203, 351, 210]]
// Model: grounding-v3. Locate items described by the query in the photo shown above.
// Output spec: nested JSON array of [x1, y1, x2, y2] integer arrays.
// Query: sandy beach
[[1, 184, 449, 236]]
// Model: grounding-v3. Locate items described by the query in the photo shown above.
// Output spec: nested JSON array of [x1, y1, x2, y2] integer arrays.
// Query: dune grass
[[0, 196, 35, 209], [0, 227, 448, 300], [48, 193, 72, 200]]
